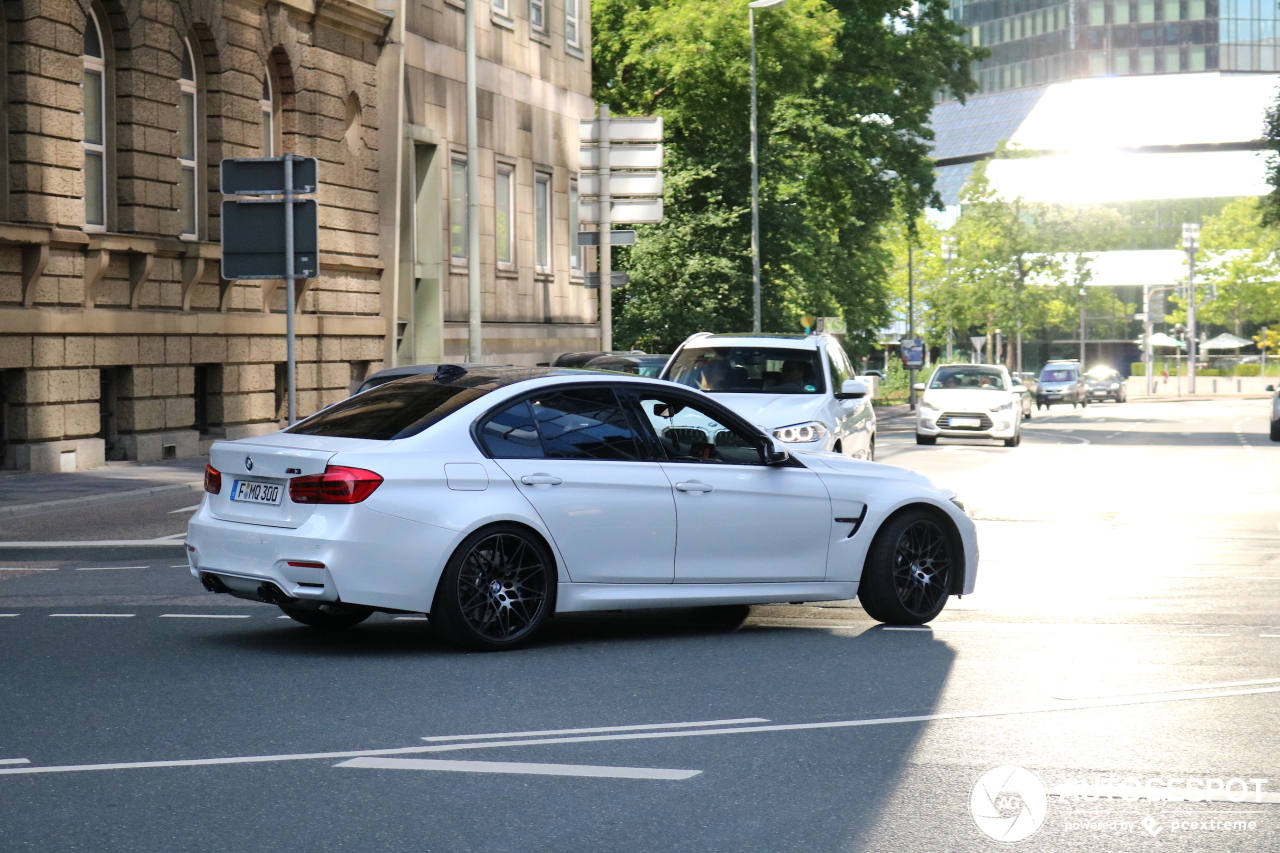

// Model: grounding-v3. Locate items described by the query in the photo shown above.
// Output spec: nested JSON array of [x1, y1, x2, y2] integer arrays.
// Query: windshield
[[665, 346, 825, 394], [287, 379, 488, 439], [928, 367, 1007, 391], [1040, 368, 1077, 382]]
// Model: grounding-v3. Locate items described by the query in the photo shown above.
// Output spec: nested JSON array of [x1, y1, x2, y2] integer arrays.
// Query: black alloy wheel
[[278, 602, 374, 630], [858, 509, 956, 625], [433, 524, 554, 651]]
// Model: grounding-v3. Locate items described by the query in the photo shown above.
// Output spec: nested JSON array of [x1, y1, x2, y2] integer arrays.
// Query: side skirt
[[555, 582, 860, 613]]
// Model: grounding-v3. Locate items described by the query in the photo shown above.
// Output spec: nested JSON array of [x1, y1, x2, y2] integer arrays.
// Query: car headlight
[[989, 400, 1014, 413], [773, 422, 828, 443]]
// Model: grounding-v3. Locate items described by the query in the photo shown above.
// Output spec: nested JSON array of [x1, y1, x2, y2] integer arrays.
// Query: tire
[[858, 509, 957, 625], [867, 436, 876, 461], [431, 523, 556, 651], [915, 433, 936, 446], [1003, 430, 1020, 448], [278, 602, 374, 630], [1119, 389, 1127, 403], [1271, 420, 1280, 442]]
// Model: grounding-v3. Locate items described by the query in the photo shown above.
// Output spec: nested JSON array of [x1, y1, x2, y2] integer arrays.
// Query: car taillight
[[289, 466, 384, 504], [204, 463, 221, 494]]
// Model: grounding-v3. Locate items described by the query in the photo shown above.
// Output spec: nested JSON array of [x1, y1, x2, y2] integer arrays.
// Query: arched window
[[178, 39, 198, 238], [260, 75, 274, 156], [82, 10, 106, 231]]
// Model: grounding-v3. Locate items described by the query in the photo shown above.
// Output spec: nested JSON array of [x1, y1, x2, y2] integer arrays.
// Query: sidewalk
[[0, 457, 206, 516]]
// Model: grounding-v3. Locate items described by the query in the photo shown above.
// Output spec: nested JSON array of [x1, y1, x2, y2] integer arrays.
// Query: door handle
[[675, 481, 713, 493], [520, 474, 563, 486]]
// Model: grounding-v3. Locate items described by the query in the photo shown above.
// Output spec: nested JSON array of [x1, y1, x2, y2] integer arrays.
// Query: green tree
[[592, 0, 985, 352], [1188, 197, 1280, 331]]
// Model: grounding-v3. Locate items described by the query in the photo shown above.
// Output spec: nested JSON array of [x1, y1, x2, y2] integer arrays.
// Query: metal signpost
[[579, 111, 664, 350], [221, 155, 320, 425], [1183, 223, 1200, 394], [969, 335, 987, 363]]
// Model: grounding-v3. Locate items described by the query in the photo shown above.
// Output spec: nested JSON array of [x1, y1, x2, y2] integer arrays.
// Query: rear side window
[[480, 387, 643, 460], [287, 382, 487, 440]]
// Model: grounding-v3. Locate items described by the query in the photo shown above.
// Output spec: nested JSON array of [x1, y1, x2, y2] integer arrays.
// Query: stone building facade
[[0, 0, 600, 472]]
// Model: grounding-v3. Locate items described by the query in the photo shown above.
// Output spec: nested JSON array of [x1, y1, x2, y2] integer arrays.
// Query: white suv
[[660, 332, 877, 460]]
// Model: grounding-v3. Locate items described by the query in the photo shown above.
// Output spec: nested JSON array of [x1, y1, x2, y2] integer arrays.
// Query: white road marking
[[152, 533, 187, 540], [1048, 784, 1280, 805], [75, 566, 149, 571], [0, 568, 57, 572], [392, 616, 428, 621], [48, 614, 134, 618], [882, 627, 931, 632], [422, 718, 771, 742], [170, 565, 190, 568], [0, 759, 30, 766], [159, 614, 251, 619], [168, 505, 201, 514], [1055, 677, 1280, 701], [0, 614, 18, 618], [277, 615, 292, 619], [1261, 634, 1280, 638], [7, 686, 1280, 778], [333, 757, 701, 781]]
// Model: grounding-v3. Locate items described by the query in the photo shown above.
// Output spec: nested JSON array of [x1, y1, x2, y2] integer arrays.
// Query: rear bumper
[[185, 503, 458, 613]]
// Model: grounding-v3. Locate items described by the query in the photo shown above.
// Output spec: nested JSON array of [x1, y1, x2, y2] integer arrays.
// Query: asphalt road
[[2, 398, 1279, 852]]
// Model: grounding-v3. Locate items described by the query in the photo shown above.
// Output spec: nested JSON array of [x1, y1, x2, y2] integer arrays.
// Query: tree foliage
[[592, 0, 985, 352], [1189, 197, 1280, 330]]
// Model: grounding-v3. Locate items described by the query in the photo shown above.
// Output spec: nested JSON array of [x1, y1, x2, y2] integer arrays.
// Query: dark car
[[1036, 361, 1088, 409], [550, 350, 646, 369], [1085, 366, 1127, 403], [355, 363, 495, 395], [583, 354, 671, 377]]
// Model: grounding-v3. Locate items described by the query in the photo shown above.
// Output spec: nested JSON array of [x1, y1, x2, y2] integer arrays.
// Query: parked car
[[551, 351, 647, 369], [583, 354, 671, 377], [914, 364, 1027, 447], [1085, 366, 1127, 403], [1036, 361, 1089, 409], [189, 366, 978, 649], [660, 332, 876, 460], [355, 363, 494, 395]]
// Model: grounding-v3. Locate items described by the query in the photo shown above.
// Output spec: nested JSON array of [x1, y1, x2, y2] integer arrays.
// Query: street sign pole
[[1184, 223, 1199, 394], [284, 155, 297, 425], [1143, 284, 1154, 396], [466, 0, 482, 363], [599, 104, 613, 351]]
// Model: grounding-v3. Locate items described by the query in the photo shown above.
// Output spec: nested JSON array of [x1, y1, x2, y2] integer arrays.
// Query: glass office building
[[954, 0, 1280, 94]]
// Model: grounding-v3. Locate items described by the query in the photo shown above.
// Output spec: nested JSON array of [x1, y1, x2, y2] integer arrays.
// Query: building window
[[534, 172, 551, 272], [565, 0, 580, 48], [531, 0, 545, 32], [493, 0, 509, 16], [569, 177, 581, 274], [260, 75, 274, 156], [496, 164, 514, 268], [178, 39, 198, 239], [83, 10, 107, 231], [450, 157, 468, 261]]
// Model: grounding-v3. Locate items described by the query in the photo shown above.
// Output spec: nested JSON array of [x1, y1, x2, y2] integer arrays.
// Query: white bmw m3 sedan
[[187, 366, 977, 650]]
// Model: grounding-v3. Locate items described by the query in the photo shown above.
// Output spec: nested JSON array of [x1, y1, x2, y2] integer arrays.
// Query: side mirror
[[1268, 385, 1275, 392], [912, 382, 926, 392], [835, 378, 869, 400], [764, 436, 791, 466], [1012, 384, 1027, 394]]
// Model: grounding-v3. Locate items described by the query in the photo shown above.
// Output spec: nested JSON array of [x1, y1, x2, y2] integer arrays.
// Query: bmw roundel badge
[[245, 456, 254, 471]]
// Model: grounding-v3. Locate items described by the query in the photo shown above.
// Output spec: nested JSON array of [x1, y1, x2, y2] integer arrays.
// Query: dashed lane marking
[[334, 757, 701, 781], [422, 718, 770, 743], [1054, 677, 1280, 701], [392, 616, 428, 621], [47, 613, 134, 618], [6, 685, 1280, 778], [167, 505, 201, 514], [0, 568, 57, 572], [0, 759, 30, 766], [158, 614, 251, 619], [74, 566, 149, 571]]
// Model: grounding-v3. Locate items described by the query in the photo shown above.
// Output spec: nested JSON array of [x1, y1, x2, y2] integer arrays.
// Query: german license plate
[[951, 417, 981, 428], [1047, 393, 1062, 399], [230, 480, 282, 506], [1092, 389, 1107, 394]]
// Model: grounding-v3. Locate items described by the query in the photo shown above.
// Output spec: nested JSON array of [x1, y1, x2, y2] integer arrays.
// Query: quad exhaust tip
[[200, 573, 230, 594]]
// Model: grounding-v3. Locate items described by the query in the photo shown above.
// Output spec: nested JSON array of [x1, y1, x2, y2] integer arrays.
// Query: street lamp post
[[1183, 222, 1200, 394], [941, 235, 956, 361], [749, 0, 784, 333]]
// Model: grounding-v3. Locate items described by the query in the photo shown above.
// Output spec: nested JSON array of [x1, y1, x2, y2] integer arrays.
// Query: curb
[[0, 481, 202, 520]]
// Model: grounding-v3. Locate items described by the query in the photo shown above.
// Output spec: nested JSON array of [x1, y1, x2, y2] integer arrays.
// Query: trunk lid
[[207, 435, 389, 528]]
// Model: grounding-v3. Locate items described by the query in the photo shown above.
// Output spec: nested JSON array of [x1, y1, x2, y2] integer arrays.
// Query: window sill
[[496, 266, 518, 278], [566, 43, 584, 60], [531, 30, 551, 47], [492, 12, 515, 31]]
